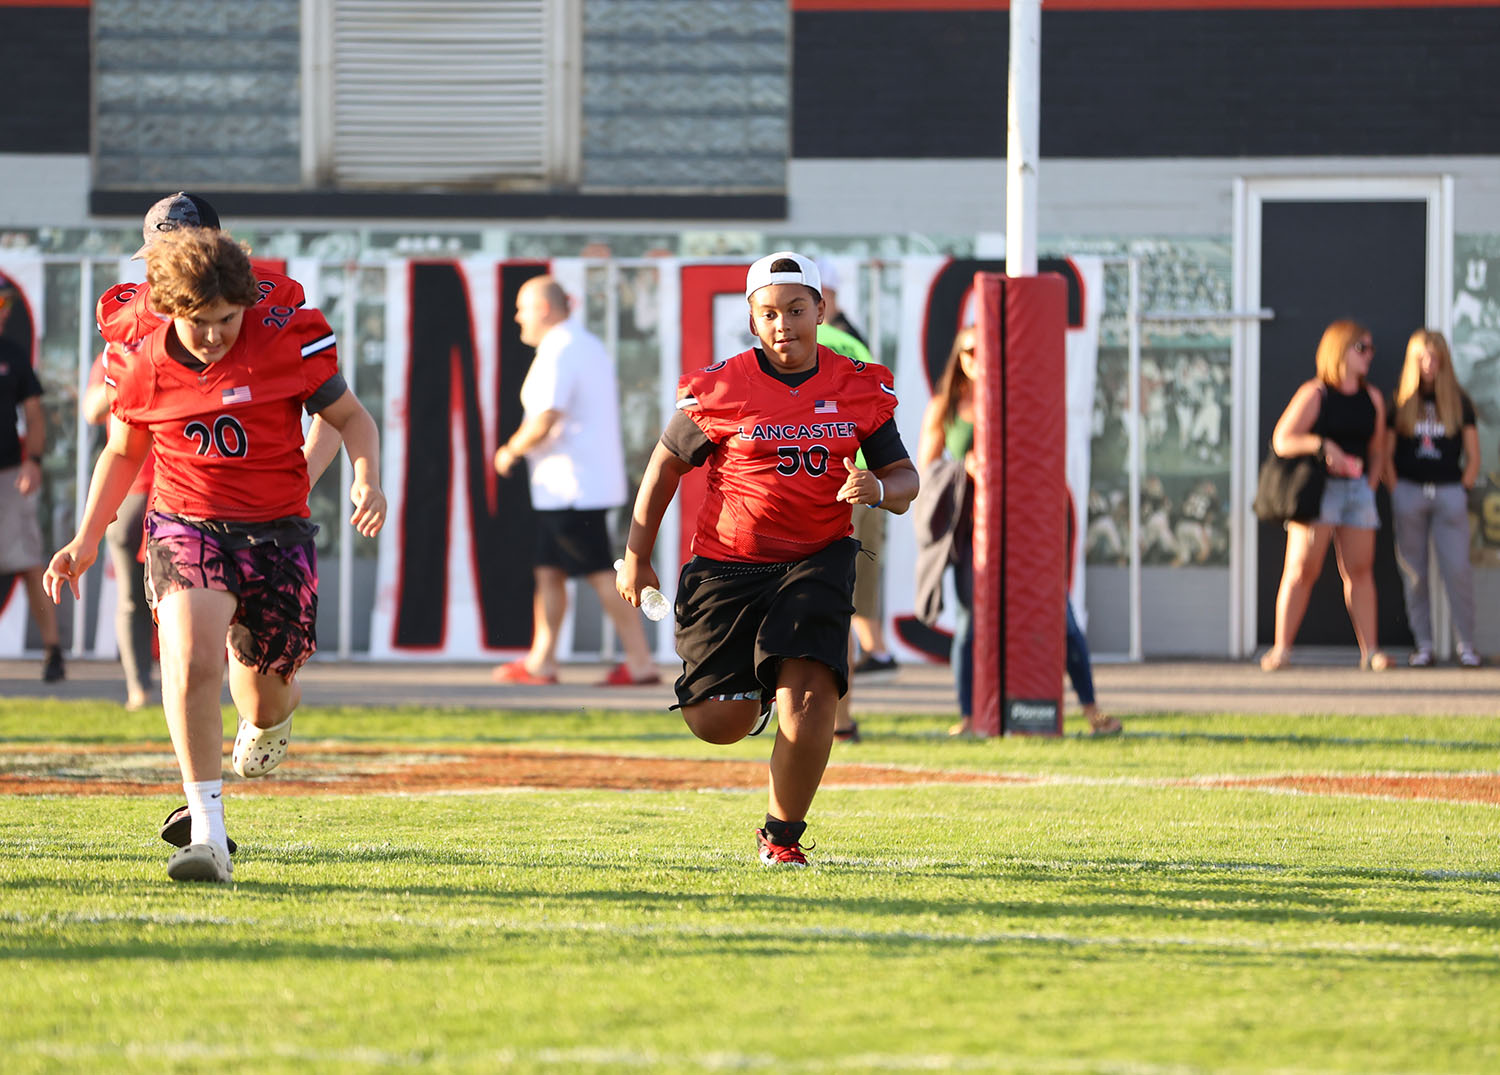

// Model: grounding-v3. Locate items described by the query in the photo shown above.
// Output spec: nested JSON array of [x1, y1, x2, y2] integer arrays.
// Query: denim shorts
[[1317, 475, 1380, 530]]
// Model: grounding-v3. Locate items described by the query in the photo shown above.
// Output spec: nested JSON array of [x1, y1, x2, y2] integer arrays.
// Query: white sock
[[873, 651, 892, 661], [184, 779, 227, 852]]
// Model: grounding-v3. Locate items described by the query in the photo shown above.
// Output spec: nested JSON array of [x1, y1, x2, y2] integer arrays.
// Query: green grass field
[[2, 699, 1498, 1074]]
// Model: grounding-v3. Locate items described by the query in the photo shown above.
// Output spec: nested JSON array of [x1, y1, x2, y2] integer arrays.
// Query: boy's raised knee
[[682, 695, 764, 744]]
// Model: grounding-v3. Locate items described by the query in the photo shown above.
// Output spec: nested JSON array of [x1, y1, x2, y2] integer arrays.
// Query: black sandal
[[159, 804, 237, 856]]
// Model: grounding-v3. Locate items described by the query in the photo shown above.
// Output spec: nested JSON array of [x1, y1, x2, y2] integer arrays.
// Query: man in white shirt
[[492, 275, 657, 686]]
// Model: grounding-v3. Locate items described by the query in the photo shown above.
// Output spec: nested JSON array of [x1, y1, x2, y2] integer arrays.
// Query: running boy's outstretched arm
[[618, 441, 693, 607], [44, 419, 152, 601], [314, 389, 386, 537]]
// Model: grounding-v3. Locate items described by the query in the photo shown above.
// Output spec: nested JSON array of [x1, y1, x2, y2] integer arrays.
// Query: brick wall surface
[[581, 0, 787, 191], [94, 0, 302, 187]]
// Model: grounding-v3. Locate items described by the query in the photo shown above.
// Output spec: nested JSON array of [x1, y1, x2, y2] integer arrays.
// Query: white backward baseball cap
[[745, 250, 821, 300]]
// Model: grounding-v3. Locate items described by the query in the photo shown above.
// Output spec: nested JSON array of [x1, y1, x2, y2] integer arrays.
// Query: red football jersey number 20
[[184, 415, 249, 458]]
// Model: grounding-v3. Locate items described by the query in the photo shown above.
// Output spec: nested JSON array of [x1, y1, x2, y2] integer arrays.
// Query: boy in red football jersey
[[44, 228, 385, 883], [617, 252, 918, 865], [88, 193, 327, 715], [88, 191, 344, 855], [95, 192, 345, 489]]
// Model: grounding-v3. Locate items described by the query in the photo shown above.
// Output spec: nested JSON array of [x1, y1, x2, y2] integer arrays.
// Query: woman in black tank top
[[1261, 319, 1390, 672]]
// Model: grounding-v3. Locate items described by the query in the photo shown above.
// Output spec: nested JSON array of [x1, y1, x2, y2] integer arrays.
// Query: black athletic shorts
[[533, 508, 614, 576], [672, 536, 858, 709]]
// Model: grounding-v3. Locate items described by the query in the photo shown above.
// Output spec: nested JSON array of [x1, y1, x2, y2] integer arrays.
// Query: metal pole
[[338, 264, 356, 659], [73, 262, 95, 654], [1006, 0, 1041, 278], [600, 260, 619, 662], [1127, 257, 1143, 662]]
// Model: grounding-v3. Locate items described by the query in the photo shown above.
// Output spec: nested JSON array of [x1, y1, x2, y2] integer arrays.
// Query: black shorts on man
[[533, 507, 614, 576], [672, 537, 857, 710]]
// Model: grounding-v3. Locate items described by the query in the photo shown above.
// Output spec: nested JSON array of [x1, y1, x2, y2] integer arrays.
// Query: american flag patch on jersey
[[814, 399, 838, 414], [222, 385, 252, 405]]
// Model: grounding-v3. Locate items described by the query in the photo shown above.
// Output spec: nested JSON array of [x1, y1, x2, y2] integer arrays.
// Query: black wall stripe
[[0, 8, 89, 153], [90, 189, 786, 222], [795, 7, 1500, 158], [392, 262, 545, 650]]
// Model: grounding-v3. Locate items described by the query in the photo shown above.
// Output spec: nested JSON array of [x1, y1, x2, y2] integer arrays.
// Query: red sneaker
[[598, 663, 661, 686], [756, 827, 809, 867], [491, 661, 558, 685]]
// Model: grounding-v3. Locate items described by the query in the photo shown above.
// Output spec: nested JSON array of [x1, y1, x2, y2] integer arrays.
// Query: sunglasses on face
[[1353, 340, 1374, 354]]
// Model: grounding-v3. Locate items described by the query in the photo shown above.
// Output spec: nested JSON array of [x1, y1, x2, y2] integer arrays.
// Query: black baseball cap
[[132, 192, 221, 259]]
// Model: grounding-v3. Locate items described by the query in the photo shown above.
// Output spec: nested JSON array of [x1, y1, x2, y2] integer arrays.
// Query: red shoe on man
[[597, 662, 661, 686], [491, 661, 558, 686]]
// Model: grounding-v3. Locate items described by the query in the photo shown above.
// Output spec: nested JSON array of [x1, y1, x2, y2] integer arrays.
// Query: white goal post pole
[[1006, 0, 1041, 279]]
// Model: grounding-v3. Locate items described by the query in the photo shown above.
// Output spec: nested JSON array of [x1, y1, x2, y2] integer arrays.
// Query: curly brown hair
[[145, 227, 259, 316]]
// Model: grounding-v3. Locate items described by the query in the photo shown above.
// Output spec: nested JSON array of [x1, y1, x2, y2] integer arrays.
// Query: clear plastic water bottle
[[615, 559, 671, 622], [639, 586, 671, 622]]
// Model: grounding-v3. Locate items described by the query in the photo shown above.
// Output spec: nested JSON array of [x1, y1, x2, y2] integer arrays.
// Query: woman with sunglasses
[[1262, 320, 1390, 672]]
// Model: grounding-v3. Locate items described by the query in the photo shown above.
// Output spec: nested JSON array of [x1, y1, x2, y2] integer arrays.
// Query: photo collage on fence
[[1087, 242, 1233, 569]]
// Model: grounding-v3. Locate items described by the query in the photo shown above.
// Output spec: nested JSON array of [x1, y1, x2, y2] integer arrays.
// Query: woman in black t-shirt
[[1262, 319, 1389, 672], [1385, 329, 1481, 667]]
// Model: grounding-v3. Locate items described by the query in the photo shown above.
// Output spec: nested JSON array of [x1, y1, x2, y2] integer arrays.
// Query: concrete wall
[[13, 155, 1500, 241], [786, 158, 1500, 238]]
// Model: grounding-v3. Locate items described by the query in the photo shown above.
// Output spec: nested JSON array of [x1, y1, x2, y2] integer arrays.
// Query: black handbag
[[1253, 450, 1325, 523]]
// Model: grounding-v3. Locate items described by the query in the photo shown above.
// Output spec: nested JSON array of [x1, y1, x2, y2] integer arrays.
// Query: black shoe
[[159, 804, 237, 856], [852, 654, 898, 680], [834, 720, 862, 744], [42, 647, 64, 683]]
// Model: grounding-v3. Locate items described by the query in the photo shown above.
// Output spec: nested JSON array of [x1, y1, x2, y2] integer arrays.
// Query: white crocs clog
[[166, 841, 233, 883], [232, 714, 294, 778]]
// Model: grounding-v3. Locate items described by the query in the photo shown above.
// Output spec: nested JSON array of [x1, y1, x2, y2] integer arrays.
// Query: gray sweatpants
[[1390, 479, 1476, 649]]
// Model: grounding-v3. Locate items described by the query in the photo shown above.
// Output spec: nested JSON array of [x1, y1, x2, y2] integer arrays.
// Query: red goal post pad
[[971, 273, 1068, 738]]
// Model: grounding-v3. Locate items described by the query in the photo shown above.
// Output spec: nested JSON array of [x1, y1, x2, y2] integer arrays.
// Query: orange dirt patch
[[1208, 773, 1500, 806], [0, 743, 1032, 796], [6, 746, 1496, 804]]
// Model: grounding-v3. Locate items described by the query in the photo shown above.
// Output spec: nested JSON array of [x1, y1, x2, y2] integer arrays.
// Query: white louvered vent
[[330, 0, 556, 187]]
